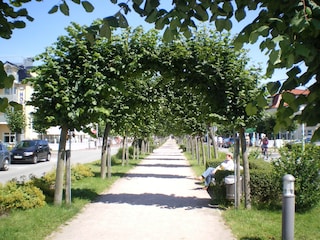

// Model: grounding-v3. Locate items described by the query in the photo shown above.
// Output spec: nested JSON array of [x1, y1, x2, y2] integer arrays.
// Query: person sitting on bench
[[197, 152, 234, 190]]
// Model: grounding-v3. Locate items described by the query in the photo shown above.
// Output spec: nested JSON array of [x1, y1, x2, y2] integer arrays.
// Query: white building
[[2, 60, 93, 148]]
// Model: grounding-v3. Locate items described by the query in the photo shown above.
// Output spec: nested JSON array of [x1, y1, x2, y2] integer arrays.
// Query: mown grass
[[186, 150, 320, 240], [0, 157, 142, 240]]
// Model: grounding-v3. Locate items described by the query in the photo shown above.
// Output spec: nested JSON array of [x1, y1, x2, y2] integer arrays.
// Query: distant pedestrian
[[218, 136, 223, 148], [261, 136, 269, 156]]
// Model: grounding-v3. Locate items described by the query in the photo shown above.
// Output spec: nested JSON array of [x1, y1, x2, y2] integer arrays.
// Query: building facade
[[1, 60, 37, 145], [2, 60, 94, 148]]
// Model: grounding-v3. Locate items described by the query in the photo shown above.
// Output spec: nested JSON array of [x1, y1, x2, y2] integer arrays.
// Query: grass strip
[[185, 150, 320, 240], [0, 158, 142, 240]]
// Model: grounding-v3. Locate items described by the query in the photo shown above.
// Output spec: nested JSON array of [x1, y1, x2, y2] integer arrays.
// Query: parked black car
[[0, 142, 11, 171], [11, 140, 51, 164]]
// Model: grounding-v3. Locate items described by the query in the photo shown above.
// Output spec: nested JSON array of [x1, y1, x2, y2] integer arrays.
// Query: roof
[[269, 88, 310, 109]]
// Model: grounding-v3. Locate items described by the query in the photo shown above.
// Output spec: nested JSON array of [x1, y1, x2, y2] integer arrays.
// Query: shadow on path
[[95, 192, 210, 210]]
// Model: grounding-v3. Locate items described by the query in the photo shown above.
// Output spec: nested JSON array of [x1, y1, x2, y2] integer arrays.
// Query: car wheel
[[46, 153, 51, 161], [1, 159, 9, 171], [32, 155, 38, 164]]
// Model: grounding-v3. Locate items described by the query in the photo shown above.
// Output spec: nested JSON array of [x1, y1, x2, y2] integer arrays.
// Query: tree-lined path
[[46, 138, 235, 240]]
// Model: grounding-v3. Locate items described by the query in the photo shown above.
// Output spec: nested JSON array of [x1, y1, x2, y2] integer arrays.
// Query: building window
[[4, 88, 10, 95], [3, 133, 15, 143]]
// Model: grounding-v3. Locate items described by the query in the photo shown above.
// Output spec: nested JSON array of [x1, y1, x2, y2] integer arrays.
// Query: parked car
[[0, 142, 11, 171], [11, 140, 51, 164], [222, 137, 235, 148]]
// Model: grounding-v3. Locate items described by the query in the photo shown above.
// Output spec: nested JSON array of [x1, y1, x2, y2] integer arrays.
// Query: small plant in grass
[[71, 163, 94, 180], [30, 171, 56, 202], [248, 148, 262, 161]]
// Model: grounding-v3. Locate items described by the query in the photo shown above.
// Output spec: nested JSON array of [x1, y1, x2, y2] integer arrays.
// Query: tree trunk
[[65, 143, 71, 205], [122, 136, 126, 166], [234, 137, 241, 209], [200, 137, 206, 166], [125, 136, 129, 165], [195, 136, 200, 165], [136, 139, 140, 159], [107, 140, 111, 178], [100, 123, 111, 179], [208, 125, 218, 159], [240, 127, 251, 209], [16, 132, 22, 143], [206, 131, 211, 161], [54, 125, 68, 205], [133, 139, 136, 160]]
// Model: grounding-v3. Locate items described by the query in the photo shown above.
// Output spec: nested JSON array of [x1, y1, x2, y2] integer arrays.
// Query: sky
[[0, 1, 288, 83]]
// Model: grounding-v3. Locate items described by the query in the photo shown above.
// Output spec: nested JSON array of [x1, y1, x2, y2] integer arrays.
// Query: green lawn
[[0, 158, 141, 240], [186, 151, 320, 240]]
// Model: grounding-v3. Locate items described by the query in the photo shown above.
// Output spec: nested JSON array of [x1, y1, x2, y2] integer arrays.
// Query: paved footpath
[[46, 139, 236, 240]]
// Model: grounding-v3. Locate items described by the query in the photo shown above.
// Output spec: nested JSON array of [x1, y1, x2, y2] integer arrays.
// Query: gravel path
[[46, 138, 236, 240]]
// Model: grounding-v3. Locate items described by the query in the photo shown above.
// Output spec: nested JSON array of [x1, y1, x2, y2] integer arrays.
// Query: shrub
[[71, 164, 94, 180], [30, 171, 56, 201], [248, 148, 261, 161], [0, 181, 46, 214], [250, 170, 281, 209], [273, 144, 320, 212]]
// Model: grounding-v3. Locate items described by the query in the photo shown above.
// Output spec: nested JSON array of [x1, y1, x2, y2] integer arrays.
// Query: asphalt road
[[0, 146, 119, 184]]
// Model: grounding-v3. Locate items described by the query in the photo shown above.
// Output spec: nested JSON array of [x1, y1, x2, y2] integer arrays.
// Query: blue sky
[[0, 1, 287, 83]]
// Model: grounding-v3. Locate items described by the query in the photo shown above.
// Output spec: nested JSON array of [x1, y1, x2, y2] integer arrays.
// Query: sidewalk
[[46, 138, 236, 240]]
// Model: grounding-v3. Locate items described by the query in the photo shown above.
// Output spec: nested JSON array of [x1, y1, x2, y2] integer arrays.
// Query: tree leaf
[[118, 2, 130, 14], [249, 31, 259, 43], [267, 81, 281, 95], [155, 18, 166, 30], [9, 101, 23, 111], [13, 20, 25, 29], [235, 7, 246, 22], [59, 2, 70, 16], [257, 93, 268, 107], [183, 27, 192, 39], [145, 9, 158, 23], [117, 13, 129, 28], [170, 18, 181, 29], [215, 19, 225, 32], [215, 19, 232, 31], [222, 1, 233, 14], [0, 98, 9, 112], [48, 5, 58, 14], [99, 22, 111, 39], [295, 44, 311, 58], [104, 16, 119, 27], [245, 102, 258, 116], [163, 27, 173, 42], [82, 1, 94, 13], [194, 4, 208, 21], [269, 49, 280, 65], [4, 75, 14, 88], [133, 0, 143, 5]]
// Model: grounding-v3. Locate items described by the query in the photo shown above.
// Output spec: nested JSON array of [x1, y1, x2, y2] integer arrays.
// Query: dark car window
[[16, 140, 37, 148]]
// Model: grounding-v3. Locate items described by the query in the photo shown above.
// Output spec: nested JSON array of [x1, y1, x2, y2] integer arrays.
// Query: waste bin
[[224, 175, 242, 200]]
